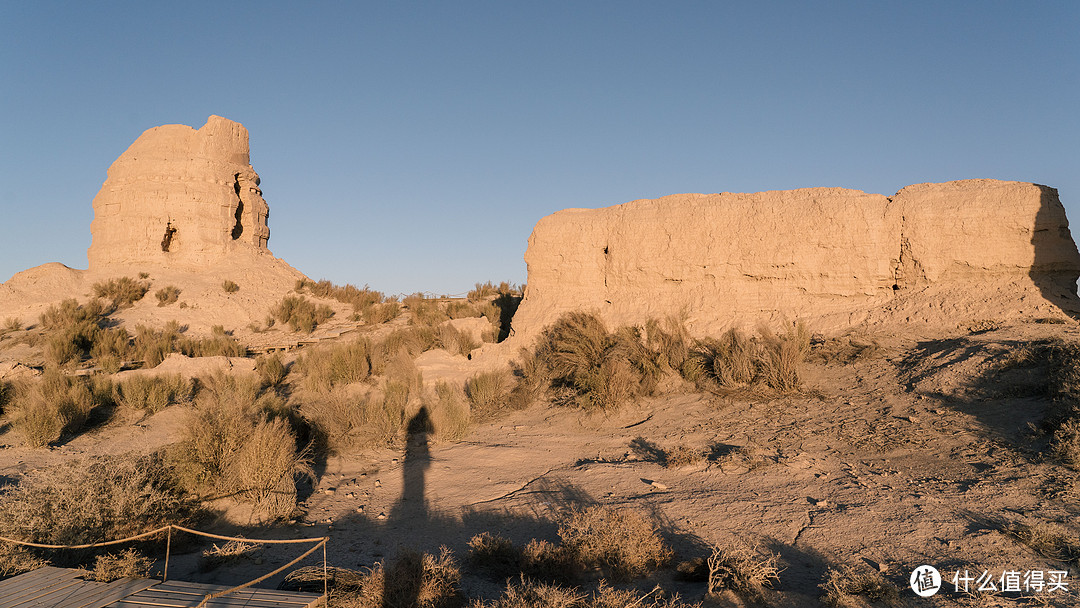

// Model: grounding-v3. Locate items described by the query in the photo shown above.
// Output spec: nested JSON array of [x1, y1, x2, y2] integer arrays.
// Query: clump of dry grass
[[330, 548, 461, 608], [404, 293, 450, 327], [707, 542, 780, 598], [819, 566, 899, 608], [38, 298, 117, 368], [92, 548, 153, 582], [133, 322, 246, 367], [558, 505, 672, 582], [469, 579, 699, 608], [200, 540, 263, 571], [296, 338, 375, 392], [271, 295, 332, 333], [222, 279, 240, 293], [155, 285, 181, 306], [446, 301, 483, 319], [92, 277, 150, 308], [0, 452, 200, 546], [361, 301, 401, 325], [256, 353, 288, 388], [1, 317, 22, 334], [686, 322, 809, 392], [665, 444, 704, 468], [429, 381, 470, 441], [1006, 521, 1080, 564], [8, 370, 112, 446], [529, 312, 665, 411], [465, 369, 514, 418], [1051, 418, 1080, 470], [169, 373, 311, 517], [438, 323, 480, 356], [0, 543, 48, 577], [114, 374, 193, 413]]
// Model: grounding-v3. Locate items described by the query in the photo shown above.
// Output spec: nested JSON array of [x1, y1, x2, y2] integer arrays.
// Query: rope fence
[[0, 524, 329, 606]]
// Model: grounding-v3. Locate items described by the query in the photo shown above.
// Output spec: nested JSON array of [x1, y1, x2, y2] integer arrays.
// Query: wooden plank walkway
[[0, 568, 322, 608]]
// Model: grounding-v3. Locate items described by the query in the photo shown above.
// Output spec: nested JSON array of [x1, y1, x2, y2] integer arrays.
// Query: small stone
[[814, 499, 829, 507], [356, 506, 365, 513], [651, 481, 668, 490], [377, 512, 387, 520], [323, 488, 336, 495], [374, 480, 382, 488]]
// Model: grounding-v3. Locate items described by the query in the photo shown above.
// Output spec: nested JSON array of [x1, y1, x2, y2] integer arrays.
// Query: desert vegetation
[[114, 374, 193, 412], [0, 452, 201, 546], [5, 370, 113, 446], [168, 373, 312, 518], [222, 279, 240, 293], [271, 295, 335, 333], [92, 276, 150, 308], [155, 285, 181, 306]]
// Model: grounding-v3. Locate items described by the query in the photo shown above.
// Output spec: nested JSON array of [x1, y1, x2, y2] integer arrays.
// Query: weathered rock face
[[510, 179, 1080, 341], [88, 115, 272, 269]]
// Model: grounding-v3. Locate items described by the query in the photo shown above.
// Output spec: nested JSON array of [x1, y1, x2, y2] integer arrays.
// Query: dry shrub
[[92, 548, 153, 582], [8, 371, 111, 446], [296, 279, 388, 314], [272, 295, 321, 333], [300, 388, 368, 452], [467, 532, 521, 578], [820, 566, 899, 608], [0, 452, 199, 546], [222, 279, 240, 293], [2, 317, 23, 334], [558, 505, 672, 582], [1006, 522, 1080, 564], [0, 543, 47, 577], [405, 293, 450, 327], [759, 322, 810, 392], [297, 338, 375, 392], [0, 380, 10, 415], [645, 314, 691, 372], [115, 374, 193, 412], [467, 282, 500, 302], [92, 277, 149, 308], [531, 312, 663, 411], [39, 298, 113, 368], [362, 301, 401, 325], [378, 327, 438, 362], [687, 323, 809, 392], [446, 301, 483, 319], [200, 539, 262, 571], [438, 324, 479, 356], [665, 444, 703, 468], [1051, 418, 1080, 470], [707, 543, 780, 597], [155, 285, 181, 306], [169, 373, 310, 517], [469, 578, 699, 608], [332, 548, 461, 608], [90, 326, 132, 373], [257, 353, 288, 388], [465, 369, 514, 418], [430, 382, 470, 441], [133, 322, 245, 366], [810, 336, 880, 365]]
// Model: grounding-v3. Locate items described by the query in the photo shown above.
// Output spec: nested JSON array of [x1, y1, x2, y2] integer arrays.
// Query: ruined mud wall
[[510, 180, 1080, 341], [87, 115, 272, 269]]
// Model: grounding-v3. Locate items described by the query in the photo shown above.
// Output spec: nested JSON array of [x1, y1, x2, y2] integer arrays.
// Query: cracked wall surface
[[88, 115, 273, 269], [510, 180, 1080, 341]]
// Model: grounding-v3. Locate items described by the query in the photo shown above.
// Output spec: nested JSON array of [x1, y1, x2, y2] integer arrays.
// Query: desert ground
[[2, 283, 1080, 608]]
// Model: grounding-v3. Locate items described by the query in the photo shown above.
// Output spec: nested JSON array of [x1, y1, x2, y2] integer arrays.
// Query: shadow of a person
[[382, 406, 433, 607]]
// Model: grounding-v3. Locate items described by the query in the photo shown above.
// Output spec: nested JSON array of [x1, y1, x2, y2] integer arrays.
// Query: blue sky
[[2, 2, 1077, 296]]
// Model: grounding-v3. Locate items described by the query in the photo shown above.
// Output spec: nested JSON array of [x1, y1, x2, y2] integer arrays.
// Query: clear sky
[[2, 2, 1077, 296]]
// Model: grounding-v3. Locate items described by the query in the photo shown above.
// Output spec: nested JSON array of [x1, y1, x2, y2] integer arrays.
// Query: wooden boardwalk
[[0, 567, 322, 608]]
